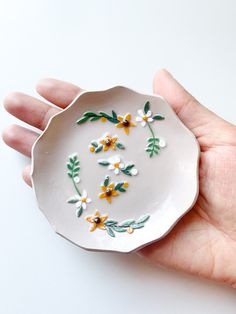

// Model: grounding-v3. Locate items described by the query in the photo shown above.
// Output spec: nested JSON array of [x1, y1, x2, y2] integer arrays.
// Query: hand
[[2, 70, 236, 287]]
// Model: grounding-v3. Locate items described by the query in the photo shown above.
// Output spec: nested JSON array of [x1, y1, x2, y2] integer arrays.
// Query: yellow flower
[[85, 210, 108, 232], [123, 181, 129, 188], [89, 145, 95, 152], [99, 182, 119, 203], [127, 227, 134, 234], [115, 113, 136, 135], [100, 116, 107, 122], [99, 133, 118, 151]]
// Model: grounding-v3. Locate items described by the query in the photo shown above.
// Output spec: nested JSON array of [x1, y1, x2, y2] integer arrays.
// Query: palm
[[3, 70, 236, 286]]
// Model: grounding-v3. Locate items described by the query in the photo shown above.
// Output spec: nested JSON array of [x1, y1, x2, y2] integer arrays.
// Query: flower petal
[[138, 109, 144, 117], [124, 127, 129, 135], [99, 193, 106, 199], [76, 201, 82, 208], [131, 168, 138, 175], [141, 121, 146, 127], [95, 210, 100, 216], [89, 223, 97, 232], [136, 116, 142, 122], [159, 139, 166, 148], [108, 164, 115, 170], [124, 113, 131, 121], [116, 122, 124, 128], [114, 168, 120, 175], [85, 215, 93, 223], [74, 176, 80, 183], [146, 110, 152, 117], [86, 198, 92, 203], [82, 202, 87, 210], [117, 115, 123, 122], [147, 117, 153, 123], [119, 163, 125, 169], [100, 215, 108, 223], [82, 190, 87, 198]]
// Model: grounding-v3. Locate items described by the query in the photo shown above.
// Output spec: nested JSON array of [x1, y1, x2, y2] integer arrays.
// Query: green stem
[[72, 178, 81, 196], [147, 121, 156, 140]]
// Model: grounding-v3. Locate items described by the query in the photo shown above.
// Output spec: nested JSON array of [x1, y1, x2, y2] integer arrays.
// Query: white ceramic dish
[[31, 86, 199, 253]]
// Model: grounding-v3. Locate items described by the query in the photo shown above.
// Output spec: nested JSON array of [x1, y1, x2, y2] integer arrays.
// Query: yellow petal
[[111, 144, 116, 150], [100, 215, 108, 223], [130, 121, 136, 127], [124, 113, 131, 121], [111, 190, 119, 197], [116, 122, 124, 128], [106, 196, 112, 203], [100, 139, 105, 145], [97, 223, 106, 230], [123, 181, 129, 188], [89, 223, 97, 232], [117, 115, 123, 122], [111, 136, 118, 143], [124, 127, 129, 135], [101, 185, 106, 192], [99, 193, 106, 199], [85, 215, 93, 223], [103, 145, 109, 151], [95, 210, 100, 216], [108, 182, 114, 189]]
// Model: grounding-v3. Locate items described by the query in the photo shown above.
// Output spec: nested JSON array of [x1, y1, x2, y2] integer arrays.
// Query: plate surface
[[31, 86, 199, 253]]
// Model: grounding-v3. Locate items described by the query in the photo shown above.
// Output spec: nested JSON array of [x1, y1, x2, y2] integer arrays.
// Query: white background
[[0, 0, 236, 313]]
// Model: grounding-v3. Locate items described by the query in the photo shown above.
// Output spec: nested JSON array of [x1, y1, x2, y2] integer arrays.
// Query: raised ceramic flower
[[98, 156, 138, 176], [85, 210, 108, 232], [115, 113, 136, 135], [75, 190, 91, 210], [99, 175, 128, 203], [107, 156, 125, 175], [99, 133, 118, 151], [136, 109, 153, 127]]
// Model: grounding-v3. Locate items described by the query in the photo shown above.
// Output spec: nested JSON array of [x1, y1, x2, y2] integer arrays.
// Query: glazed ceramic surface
[[31, 86, 199, 253]]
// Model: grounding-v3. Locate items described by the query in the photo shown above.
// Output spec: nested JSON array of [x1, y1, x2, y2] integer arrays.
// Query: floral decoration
[[77, 110, 136, 135], [98, 155, 138, 176], [66, 153, 92, 217], [115, 113, 136, 135], [89, 133, 125, 153], [85, 211, 150, 237], [99, 175, 128, 203], [136, 101, 166, 158]]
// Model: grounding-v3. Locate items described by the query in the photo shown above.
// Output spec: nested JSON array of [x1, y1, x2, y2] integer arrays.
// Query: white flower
[[107, 156, 125, 175], [159, 138, 166, 148], [130, 167, 138, 176], [76, 190, 91, 210], [136, 109, 153, 127], [74, 176, 80, 184]]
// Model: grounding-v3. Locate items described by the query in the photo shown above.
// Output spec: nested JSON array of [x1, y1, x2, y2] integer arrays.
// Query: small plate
[[31, 86, 199, 253]]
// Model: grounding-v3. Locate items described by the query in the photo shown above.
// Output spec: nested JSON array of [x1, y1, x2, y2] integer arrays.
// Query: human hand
[[2, 70, 236, 287]]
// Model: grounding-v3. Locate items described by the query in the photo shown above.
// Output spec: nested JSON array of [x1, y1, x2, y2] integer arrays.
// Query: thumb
[[153, 69, 235, 147]]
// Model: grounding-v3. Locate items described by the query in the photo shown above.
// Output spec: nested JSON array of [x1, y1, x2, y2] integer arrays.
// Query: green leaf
[[119, 219, 135, 227], [95, 145, 103, 153], [76, 116, 89, 124], [91, 141, 98, 147], [118, 187, 126, 192], [116, 142, 125, 149], [83, 111, 97, 117], [105, 220, 118, 226], [76, 207, 83, 218], [136, 214, 150, 224], [147, 137, 159, 143], [67, 196, 79, 204], [125, 164, 134, 171], [112, 110, 117, 119], [144, 101, 150, 114], [106, 227, 115, 237], [145, 148, 153, 152], [153, 114, 165, 120], [67, 163, 73, 170], [73, 167, 80, 173], [90, 116, 100, 121], [114, 182, 124, 191], [130, 223, 145, 229], [112, 226, 126, 232], [67, 172, 72, 178], [98, 160, 110, 166], [104, 175, 110, 187]]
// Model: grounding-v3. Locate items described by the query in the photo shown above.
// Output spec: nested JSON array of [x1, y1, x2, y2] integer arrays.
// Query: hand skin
[[2, 69, 236, 287]]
